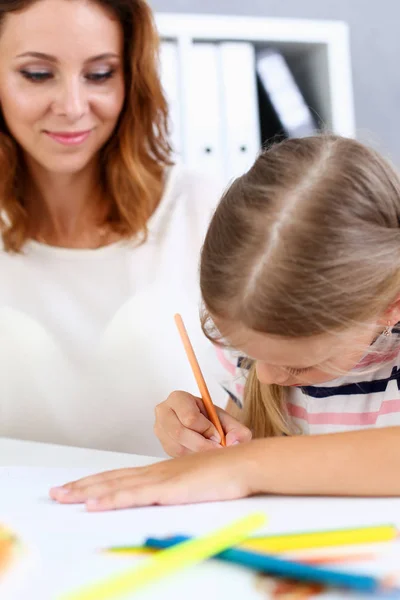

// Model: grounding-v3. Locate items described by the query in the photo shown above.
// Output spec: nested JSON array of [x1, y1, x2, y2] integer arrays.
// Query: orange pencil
[[174, 313, 226, 446]]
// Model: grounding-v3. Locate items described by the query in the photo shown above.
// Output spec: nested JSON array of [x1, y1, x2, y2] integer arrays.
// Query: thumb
[[217, 409, 252, 446]]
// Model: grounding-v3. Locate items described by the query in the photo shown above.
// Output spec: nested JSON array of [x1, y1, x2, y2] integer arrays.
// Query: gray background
[[149, 0, 399, 164]]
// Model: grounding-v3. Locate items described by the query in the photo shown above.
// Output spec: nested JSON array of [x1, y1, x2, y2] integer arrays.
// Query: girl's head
[[0, 0, 171, 250], [200, 135, 400, 435]]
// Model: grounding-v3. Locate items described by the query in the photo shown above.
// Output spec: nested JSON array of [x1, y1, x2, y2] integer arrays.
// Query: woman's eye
[[86, 70, 114, 83], [19, 69, 115, 84], [20, 70, 52, 83]]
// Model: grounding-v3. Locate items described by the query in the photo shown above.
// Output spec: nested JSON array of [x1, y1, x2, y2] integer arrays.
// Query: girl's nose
[[255, 362, 290, 385]]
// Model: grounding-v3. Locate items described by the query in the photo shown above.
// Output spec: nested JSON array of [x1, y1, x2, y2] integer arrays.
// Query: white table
[[0, 437, 161, 469], [2, 438, 400, 600]]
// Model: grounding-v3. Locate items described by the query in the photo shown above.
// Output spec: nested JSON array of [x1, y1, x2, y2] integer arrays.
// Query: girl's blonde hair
[[200, 135, 400, 437], [0, 0, 171, 251]]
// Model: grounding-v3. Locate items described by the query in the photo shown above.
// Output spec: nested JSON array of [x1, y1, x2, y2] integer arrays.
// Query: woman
[[0, 0, 225, 456]]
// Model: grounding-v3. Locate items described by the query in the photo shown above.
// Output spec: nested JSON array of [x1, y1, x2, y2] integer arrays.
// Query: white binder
[[257, 48, 316, 138], [219, 42, 261, 182], [183, 42, 225, 179], [159, 41, 182, 158]]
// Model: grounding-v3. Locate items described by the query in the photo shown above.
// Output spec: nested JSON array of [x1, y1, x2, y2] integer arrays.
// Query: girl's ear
[[379, 295, 400, 328]]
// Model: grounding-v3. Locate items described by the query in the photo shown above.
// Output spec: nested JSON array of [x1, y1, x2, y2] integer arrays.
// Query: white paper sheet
[[2, 467, 400, 599]]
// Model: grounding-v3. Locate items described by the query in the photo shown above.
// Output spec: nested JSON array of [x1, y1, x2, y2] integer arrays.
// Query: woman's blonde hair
[[200, 135, 400, 437], [0, 0, 172, 251]]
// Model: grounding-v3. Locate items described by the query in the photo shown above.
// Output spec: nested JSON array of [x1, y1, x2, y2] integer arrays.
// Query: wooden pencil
[[174, 313, 226, 445]]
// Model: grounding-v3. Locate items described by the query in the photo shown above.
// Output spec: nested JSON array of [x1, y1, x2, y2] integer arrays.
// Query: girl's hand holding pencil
[[154, 391, 251, 457], [153, 314, 252, 458]]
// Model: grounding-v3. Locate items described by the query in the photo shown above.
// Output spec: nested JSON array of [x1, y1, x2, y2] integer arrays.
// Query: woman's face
[[0, 0, 125, 175]]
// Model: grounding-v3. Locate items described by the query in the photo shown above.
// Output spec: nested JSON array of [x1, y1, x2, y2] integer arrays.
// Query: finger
[[85, 475, 196, 511], [161, 405, 221, 451], [174, 406, 221, 442], [155, 406, 196, 446], [85, 484, 165, 511], [49, 468, 136, 500], [194, 396, 211, 418], [51, 473, 139, 504], [155, 401, 220, 444], [157, 430, 192, 459], [166, 393, 222, 441], [154, 408, 190, 457], [171, 422, 222, 453], [216, 408, 252, 446]]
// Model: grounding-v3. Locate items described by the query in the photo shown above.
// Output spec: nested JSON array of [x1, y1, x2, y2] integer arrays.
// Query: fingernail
[[231, 440, 240, 446], [210, 436, 221, 443]]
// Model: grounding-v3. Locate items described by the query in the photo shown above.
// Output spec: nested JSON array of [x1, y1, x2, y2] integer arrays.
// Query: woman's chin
[[31, 154, 96, 176]]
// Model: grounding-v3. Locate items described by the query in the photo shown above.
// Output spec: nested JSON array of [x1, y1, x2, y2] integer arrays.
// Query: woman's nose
[[52, 78, 87, 121]]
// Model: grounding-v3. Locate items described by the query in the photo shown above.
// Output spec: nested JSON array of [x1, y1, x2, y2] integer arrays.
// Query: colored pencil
[[241, 524, 397, 553], [103, 546, 377, 566], [0, 526, 18, 576], [105, 523, 397, 556], [300, 553, 377, 565], [174, 313, 226, 445], [60, 512, 266, 600], [145, 535, 392, 594]]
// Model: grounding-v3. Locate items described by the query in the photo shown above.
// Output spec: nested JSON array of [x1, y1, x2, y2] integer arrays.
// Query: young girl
[[51, 134, 400, 510]]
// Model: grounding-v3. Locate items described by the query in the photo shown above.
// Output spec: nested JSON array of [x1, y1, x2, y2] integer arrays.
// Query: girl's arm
[[49, 426, 400, 511], [247, 426, 400, 496]]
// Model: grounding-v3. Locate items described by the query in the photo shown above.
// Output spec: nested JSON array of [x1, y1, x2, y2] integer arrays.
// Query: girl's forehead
[[217, 321, 376, 367]]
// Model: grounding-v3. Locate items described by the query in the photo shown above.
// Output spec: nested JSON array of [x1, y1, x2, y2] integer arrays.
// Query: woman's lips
[[44, 130, 92, 146]]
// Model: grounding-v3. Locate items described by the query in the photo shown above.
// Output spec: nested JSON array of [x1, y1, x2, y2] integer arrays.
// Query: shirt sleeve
[[214, 346, 250, 409]]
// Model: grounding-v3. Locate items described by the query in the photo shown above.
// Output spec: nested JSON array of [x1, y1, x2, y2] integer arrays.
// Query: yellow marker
[[241, 524, 397, 554], [60, 512, 266, 600]]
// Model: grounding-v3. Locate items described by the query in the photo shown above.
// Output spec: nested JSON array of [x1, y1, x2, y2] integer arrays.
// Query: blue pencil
[[144, 535, 396, 595]]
